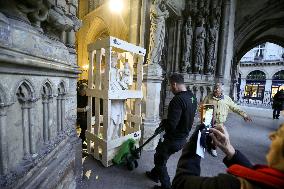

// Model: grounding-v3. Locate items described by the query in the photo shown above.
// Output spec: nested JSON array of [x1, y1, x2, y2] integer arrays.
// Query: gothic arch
[[234, 1, 284, 62], [57, 81, 66, 95], [77, 4, 128, 79], [243, 69, 269, 80], [41, 79, 53, 98], [14, 79, 35, 103], [272, 70, 284, 80]]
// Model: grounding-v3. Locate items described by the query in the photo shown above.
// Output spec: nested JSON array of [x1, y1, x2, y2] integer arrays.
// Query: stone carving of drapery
[[108, 53, 126, 140], [205, 6, 221, 75], [0, 0, 81, 43], [193, 14, 206, 74], [146, 0, 169, 65], [182, 16, 193, 73]]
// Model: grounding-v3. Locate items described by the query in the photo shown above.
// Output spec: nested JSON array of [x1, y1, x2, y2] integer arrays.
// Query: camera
[[200, 104, 215, 133]]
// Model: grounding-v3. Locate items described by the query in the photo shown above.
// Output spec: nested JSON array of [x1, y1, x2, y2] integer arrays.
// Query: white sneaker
[[210, 149, 218, 157]]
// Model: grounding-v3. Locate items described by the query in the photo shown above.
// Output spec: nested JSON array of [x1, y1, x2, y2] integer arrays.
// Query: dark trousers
[[78, 113, 87, 143], [273, 108, 280, 118], [150, 138, 186, 188]]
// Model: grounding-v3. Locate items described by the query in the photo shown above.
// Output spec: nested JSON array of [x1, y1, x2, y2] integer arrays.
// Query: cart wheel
[[127, 160, 135, 171], [134, 160, 138, 168]]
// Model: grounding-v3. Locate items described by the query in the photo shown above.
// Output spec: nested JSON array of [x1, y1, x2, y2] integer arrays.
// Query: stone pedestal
[[142, 64, 163, 151]]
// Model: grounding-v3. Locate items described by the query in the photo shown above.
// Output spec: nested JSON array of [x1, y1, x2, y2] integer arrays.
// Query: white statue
[[146, 0, 169, 65], [108, 52, 126, 140], [119, 61, 132, 90], [110, 53, 123, 91]]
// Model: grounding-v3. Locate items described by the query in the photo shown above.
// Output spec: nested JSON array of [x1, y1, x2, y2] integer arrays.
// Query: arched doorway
[[231, 0, 284, 99], [271, 70, 284, 97], [77, 4, 128, 80], [244, 70, 266, 100]]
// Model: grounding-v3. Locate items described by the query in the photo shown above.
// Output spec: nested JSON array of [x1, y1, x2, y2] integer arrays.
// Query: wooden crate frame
[[86, 36, 145, 167]]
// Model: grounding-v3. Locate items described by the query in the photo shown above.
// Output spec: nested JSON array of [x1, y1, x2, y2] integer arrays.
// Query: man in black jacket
[[145, 73, 197, 189]]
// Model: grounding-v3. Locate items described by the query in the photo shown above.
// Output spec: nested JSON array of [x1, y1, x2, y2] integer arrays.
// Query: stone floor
[[79, 108, 284, 189]]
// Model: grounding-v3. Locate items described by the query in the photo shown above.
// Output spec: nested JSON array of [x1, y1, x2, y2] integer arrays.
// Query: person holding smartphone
[[172, 124, 284, 189], [145, 73, 197, 189], [201, 83, 252, 156]]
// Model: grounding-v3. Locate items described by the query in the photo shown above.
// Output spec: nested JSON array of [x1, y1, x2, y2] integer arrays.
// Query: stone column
[[22, 103, 30, 157], [142, 64, 163, 150], [0, 104, 8, 175], [57, 96, 62, 134], [218, 0, 236, 95], [61, 96, 65, 131], [43, 99, 48, 143], [216, 0, 230, 78], [47, 98, 52, 141], [174, 19, 182, 72], [66, 30, 75, 48], [129, 0, 141, 45], [265, 79, 272, 91], [240, 78, 246, 91], [27, 105, 36, 154]]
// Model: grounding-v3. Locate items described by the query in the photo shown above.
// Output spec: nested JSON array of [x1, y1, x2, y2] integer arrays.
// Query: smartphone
[[201, 104, 214, 132]]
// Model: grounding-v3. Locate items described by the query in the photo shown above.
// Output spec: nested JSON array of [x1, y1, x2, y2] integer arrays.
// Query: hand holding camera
[[209, 126, 236, 159]]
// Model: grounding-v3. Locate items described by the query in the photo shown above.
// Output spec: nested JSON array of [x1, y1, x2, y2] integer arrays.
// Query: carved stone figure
[[108, 52, 125, 140], [193, 15, 206, 74], [110, 53, 123, 91], [182, 16, 193, 73], [205, 18, 218, 75], [119, 61, 131, 90], [146, 0, 169, 65]]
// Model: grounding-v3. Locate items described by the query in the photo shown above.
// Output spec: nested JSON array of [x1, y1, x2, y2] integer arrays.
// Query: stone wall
[[0, 0, 81, 188]]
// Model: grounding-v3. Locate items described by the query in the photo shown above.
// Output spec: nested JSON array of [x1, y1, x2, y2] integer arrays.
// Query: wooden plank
[[103, 99, 111, 140], [126, 114, 142, 124], [109, 37, 146, 56], [88, 37, 146, 56], [109, 90, 143, 99], [95, 50, 102, 90], [86, 88, 107, 98]]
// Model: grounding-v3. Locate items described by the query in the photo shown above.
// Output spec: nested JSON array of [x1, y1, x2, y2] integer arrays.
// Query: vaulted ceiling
[[234, 0, 284, 61]]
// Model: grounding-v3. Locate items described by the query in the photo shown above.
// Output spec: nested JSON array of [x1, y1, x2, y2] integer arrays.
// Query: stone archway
[[77, 4, 128, 80], [229, 0, 284, 97], [234, 0, 284, 62]]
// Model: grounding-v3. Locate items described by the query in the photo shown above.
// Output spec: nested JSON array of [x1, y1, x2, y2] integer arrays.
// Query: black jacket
[[164, 90, 197, 140]]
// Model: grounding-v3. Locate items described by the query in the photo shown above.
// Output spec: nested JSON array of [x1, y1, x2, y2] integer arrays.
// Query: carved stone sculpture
[[205, 19, 218, 74], [182, 16, 193, 73], [146, 0, 169, 65], [109, 52, 125, 140], [110, 54, 123, 91], [193, 15, 206, 74], [119, 61, 131, 90], [205, 6, 221, 75]]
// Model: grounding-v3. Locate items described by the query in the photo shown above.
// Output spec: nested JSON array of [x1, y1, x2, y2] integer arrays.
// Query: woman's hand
[[209, 126, 236, 159]]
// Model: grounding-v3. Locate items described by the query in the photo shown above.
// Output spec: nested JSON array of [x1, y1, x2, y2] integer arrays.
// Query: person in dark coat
[[172, 123, 284, 189], [77, 83, 89, 148], [145, 73, 197, 189], [273, 89, 284, 119]]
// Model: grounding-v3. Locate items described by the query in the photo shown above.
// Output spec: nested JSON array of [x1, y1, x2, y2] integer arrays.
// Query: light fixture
[[82, 64, 89, 72], [109, 0, 123, 13]]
